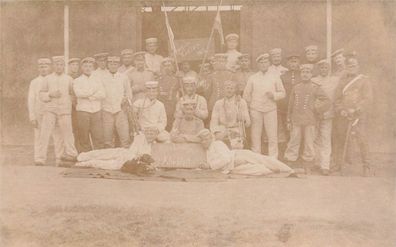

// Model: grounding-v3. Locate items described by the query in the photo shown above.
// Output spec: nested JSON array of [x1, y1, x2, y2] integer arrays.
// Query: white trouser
[[37, 112, 77, 163], [315, 119, 333, 170], [34, 114, 63, 164], [284, 125, 316, 162], [250, 109, 278, 158]]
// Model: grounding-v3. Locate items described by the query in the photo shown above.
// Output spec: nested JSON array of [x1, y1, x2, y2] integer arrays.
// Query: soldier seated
[[170, 99, 204, 143]]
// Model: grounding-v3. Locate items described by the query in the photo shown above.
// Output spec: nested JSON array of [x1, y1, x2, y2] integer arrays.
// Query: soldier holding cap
[[170, 98, 204, 143], [133, 81, 170, 143], [73, 57, 106, 152], [331, 48, 346, 78], [232, 54, 254, 96], [37, 56, 78, 165], [118, 49, 135, 74], [312, 59, 340, 175], [225, 33, 242, 72], [28, 58, 62, 165], [174, 76, 208, 120], [211, 80, 250, 149], [207, 53, 234, 112], [145, 37, 164, 75], [126, 51, 154, 102], [158, 57, 180, 130], [284, 64, 330, 169], [333, 55, 373, 176], [243, 53, 286, 158], [102, 56, 133, 148], [268, 48, 288, 76]]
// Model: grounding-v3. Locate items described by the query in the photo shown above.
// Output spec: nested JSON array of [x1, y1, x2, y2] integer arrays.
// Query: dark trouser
[[333, 116, 370, 168], [72, 106, 82, 153], [77, 111, 105, 153]]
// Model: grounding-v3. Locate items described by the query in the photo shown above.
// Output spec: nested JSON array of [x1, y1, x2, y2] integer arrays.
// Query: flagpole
[[326, 0, 332, 73], [199, 0, 223, 77], [64, 3, 69, 73]]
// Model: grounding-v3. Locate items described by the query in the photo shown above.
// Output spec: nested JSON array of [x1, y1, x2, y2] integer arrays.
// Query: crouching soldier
[[170, 98, 204, 143], [133, 81, 170, 143], [284, 64, 331, 171], [312, 59, 340, 175], [37, 56, 78, 165], [73, 57, 106, 152], [210, 80, 250, 149], [333, 55, 373, 176], [102, 56, 132, 148]]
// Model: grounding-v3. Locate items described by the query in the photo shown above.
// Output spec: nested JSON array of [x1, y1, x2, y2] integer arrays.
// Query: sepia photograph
[[0, 0, 395, 246]]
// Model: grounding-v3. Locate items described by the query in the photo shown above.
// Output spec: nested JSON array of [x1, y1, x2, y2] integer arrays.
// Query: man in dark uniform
[[232, 54, 254, 96], [158, 57, 180, 131], [333, 55, 373, 176]]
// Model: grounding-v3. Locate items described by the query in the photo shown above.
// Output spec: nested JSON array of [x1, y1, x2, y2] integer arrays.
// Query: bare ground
[[0, 164, 395, 247]]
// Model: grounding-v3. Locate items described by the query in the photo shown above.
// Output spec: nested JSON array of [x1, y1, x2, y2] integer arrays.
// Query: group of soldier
[[28, 33, 373, 175]]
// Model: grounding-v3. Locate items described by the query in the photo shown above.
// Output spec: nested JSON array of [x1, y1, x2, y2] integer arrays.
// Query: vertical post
[[326, 0, 332, 72], [64, 3, 69, 73]]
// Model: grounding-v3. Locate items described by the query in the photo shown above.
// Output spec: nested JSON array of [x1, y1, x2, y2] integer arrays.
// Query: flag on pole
[[213, 6, 225, 45], [163, 4, 178, 67]]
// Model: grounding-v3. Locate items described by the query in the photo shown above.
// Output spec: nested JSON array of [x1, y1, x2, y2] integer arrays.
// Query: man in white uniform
[[144, 37, 163, 75], [118, 49, 135, 74], [268, 48, 288, 76], [243, 53, 286, 158], [225, 33, 242, 72]]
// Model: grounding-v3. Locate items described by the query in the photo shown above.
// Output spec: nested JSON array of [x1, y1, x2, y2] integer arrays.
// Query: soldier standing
[[268, 48, 288, 76], [68, 58, 81, 79], [304, 45, 320, 76], [145, 37, 164, 76], [224, 33, 242, 72], [102, 56, 132, 148], [118, 49, 135, 74], [37, 56, 78, 165], [232, 54, 254, 96], [126, 51, 155, 102], [28, 58, 62, 165], [284, 64, 331, 169], [73, 57, 106, 152], [333, 56, 373, 176], [243, 53, 285, 158], [331, 48, 347, 78], [92, 52, 109, 78]]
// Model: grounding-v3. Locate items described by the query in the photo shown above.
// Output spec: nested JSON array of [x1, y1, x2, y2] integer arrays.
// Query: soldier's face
[[122, 55, 133, 66], [184, 83, 195, 95], [224, 83, 236, 97], [300, 69, 312, 80], [181, 62, 190, 72], [97, 59, 107, 70], [38, 64, 51, 76], [306, 50, 318, 62], [81, 62, 94, 76], [346, 59, 359, 75], [200, 135, 213, 149], [257, 59, 270, 72], [182, 104, 195, 116], [287, 59, 300, 71], [319, 63, 329, 77], [333, 54, 345, 67], [271, 54, 282, 66], [239, 58, 250, 69], [69, 62, 79, 74], [226, 39, 238, 50], [146, 86, 158, 100], [54, 61, 65, 74], [146, 43, 158, 54], [163, 63, 174, 73], [134, 59, 145, 70], [108, 62, 119, 73]]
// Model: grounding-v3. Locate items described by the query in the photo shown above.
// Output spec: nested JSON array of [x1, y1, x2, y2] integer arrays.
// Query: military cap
[[269, 48, 282, 56], [81, 57, 95, 64], [93, 52, 109, 60], [238, 54, 250, 60], [316, 59, 329, 65], [38, 58, 52, 65], [121, 49, 134, 56], [286, 54, 300, 60], [145, 37, 158, 44], [197, 128, 212, 138], [345, 51, 357, 59], [225, 33, 239, 41], [52, 56, 65, 63], [305, 45, 318, 52], [161, 57, 174, 64], [331, 48, 344, 57], [68, 58, 80, 64], [133, 51, 146, 60], [182, 76, 197, 84], [214, 53, 228, 61], [181, 98, 197, 105], [107, 56, 121, 62], [300, 64, 314, 71], [255, 53, 270, 62], [145, 80, 159, 87]]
